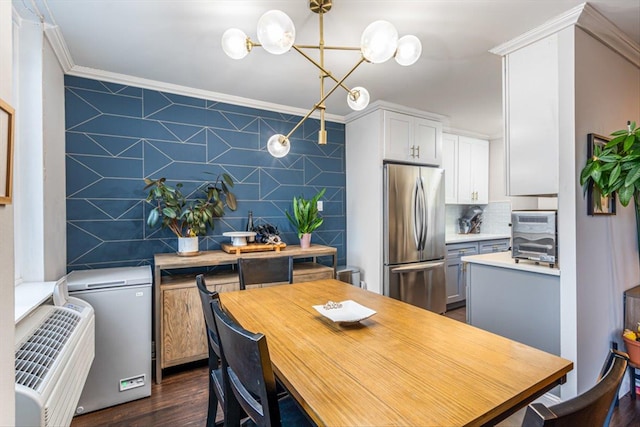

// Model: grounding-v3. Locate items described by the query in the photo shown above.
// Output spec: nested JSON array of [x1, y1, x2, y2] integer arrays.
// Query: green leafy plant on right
[[580, 120, 640, 245], [286, 188, 326, 238]]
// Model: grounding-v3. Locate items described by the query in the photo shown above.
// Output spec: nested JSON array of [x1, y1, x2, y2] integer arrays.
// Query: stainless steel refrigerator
[[384, 163, 446, 314]]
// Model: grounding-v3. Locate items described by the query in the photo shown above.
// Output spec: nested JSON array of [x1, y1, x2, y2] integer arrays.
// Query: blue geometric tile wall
[[65, 75, 346, 272]]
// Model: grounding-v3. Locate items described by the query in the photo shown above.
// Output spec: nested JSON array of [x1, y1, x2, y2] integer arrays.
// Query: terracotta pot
[[178, 236, 199, 255], [300, 233, 312, 249], [623, 336, 640, 365]]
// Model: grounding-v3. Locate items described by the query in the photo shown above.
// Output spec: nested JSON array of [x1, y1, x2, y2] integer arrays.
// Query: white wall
[[14, 18, 44, 282], [0, 2, 15, 424], [573, 27, 640, 392], [13, 21, 67, 282], [42, 36, 67, 279]]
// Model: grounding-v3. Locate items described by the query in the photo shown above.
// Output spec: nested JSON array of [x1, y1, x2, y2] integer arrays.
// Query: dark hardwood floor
[[71, 306, 640, 427]]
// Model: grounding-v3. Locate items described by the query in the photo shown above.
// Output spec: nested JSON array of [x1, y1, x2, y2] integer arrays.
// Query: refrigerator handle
[[415, 176, 427, 250], [413, 177, 422, 250], [390, 261, 444, 273], [419, 176, 428, 250]]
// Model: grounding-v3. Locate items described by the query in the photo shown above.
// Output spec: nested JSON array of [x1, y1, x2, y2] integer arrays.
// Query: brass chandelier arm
[[295, 44, 361, 50], [292, 45, 356, 94], [283, 56, 367, 141]]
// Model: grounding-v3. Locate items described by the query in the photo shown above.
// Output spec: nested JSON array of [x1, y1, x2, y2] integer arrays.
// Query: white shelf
[[15, 281, 56, 323]]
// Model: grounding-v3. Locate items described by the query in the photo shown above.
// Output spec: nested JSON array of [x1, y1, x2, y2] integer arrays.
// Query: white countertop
[[446, 233, 511, 244], [15, 281, 56, 323], [461, 251, 560, 276]]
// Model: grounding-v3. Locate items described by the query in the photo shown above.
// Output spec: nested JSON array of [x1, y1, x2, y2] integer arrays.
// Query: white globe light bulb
[[347, 87, 370, 111], [360, 20, 398, 64], [221, 28, 250, 60], [257, 10, 296, 55], [395, 35, 422, 66], [267, 134, 291, 158]]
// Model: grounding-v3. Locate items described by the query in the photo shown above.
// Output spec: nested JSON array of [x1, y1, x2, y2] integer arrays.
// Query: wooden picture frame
[[0, 97, 14, 205], [587, 133, 616, 216]]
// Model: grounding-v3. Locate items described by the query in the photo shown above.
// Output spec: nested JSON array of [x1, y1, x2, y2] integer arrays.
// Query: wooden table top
[[219, 279, 573, 427]]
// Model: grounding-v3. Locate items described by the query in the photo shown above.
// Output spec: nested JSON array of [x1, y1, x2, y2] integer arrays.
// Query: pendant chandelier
[[221, 0, 422, 158]]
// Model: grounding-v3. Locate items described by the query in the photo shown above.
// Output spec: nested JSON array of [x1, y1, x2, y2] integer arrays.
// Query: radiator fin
[[15, 309, 81, 391]]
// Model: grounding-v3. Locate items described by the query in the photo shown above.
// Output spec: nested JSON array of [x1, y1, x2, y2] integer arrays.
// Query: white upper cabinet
[[383, 110, 442, 166], [442, 133, 458, 204], [443, 133, 489, 205], [503, 34, 559, 196]]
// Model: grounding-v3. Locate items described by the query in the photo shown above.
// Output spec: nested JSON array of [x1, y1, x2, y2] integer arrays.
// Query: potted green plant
[[286, 188, 326, 249], [580, 120, 640, 246], [144, 174, 237, 254]]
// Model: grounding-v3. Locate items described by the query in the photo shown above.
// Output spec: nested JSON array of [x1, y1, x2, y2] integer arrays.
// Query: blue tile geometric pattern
[[65, 75, 346, 272]]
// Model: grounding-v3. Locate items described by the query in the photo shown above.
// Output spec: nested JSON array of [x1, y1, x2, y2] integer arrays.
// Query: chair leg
[[208, 371, 220, 427], [629, 366, 636, 400]]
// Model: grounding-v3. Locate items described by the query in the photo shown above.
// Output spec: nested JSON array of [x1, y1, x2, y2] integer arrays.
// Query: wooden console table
[[153, 244, 337, 383]]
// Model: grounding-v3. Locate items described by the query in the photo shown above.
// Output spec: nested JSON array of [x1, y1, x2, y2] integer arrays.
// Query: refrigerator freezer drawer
[[386, 261, 446, 314]]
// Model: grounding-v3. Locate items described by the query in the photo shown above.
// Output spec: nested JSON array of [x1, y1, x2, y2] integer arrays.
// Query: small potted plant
[[286, 188, 326, 249], [144, 174, 237, 254]]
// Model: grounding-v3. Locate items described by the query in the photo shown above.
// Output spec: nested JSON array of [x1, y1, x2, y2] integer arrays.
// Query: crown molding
[[443, 127, 491, 141], [489, 3, 584, 56], [345, 100, 449, 124], [577, 3, 640, 68], [490, 3, 639, 68], [43, 24, 73, 72]]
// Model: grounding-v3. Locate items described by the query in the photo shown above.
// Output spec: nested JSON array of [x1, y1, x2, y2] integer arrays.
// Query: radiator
[[15, 297, 95, 427]]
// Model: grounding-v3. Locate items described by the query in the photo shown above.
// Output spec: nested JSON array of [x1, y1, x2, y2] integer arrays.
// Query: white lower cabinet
[[442, 133, 489, 204]]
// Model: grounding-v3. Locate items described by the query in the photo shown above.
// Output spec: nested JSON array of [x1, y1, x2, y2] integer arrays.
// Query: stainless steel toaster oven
[[511, 210, 557, 267]]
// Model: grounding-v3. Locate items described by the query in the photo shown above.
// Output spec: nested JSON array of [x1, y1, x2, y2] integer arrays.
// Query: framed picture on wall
[[587, 133, 616, 216], [0, 97, 14, 205]]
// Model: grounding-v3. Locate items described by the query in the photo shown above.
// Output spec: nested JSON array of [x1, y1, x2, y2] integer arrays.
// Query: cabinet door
[[162, 286, 207, 367], [470, 139, 489, 204], [442, 133, 458, 204], [414, 117, 441, 166], [445, 243, 478, 304], [383, 110, 412, 162], [457, 136, 488, 204], [446, 257, 465, 304], [457, 137, 474, 204], [505, 35, 559, 196]]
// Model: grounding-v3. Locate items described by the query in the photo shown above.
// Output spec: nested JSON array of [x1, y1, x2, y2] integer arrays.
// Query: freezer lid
[[66, 266, 152, 291]]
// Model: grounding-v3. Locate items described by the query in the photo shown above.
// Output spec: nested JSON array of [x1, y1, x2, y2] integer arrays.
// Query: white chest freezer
[[66, 266, 152, 414]]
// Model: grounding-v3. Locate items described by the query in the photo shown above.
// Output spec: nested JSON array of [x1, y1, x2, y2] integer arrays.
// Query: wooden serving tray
[[221, 242, 287, 255]]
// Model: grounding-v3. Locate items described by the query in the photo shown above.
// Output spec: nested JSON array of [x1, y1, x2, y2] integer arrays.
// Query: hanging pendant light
[[222, 0, 422, 157]]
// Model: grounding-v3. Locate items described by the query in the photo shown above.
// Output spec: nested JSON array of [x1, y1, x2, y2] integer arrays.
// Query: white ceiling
[[14, 0, 640, 138]]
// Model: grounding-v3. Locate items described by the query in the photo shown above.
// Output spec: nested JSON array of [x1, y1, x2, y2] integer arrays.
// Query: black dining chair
[[519, 349, 628, 427], [237, 256, 293, 290], [211, 300, 314, 427], [195, 274, 244, 427]]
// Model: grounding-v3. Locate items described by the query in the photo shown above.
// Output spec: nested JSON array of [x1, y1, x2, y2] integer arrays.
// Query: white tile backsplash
[[446, 201, 512, 235]]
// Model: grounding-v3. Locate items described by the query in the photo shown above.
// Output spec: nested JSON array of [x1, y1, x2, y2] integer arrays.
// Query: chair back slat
[[212, 301, 281, 427], [196, 274, 221, 357], [238, 256, 293, 290], [522, 349, 628, 427]]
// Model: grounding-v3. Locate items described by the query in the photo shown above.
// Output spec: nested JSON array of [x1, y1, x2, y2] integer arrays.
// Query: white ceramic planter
[[300, 233, 312, 249], [177, 236, 199, 255]]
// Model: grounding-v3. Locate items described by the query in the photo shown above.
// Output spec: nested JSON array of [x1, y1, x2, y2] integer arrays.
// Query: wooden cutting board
[[220, 242, 287, 254]]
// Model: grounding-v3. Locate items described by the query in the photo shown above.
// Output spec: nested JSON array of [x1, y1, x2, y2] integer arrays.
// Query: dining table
[[218, 279, 573, 427]]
